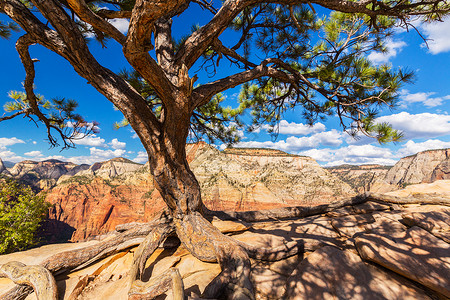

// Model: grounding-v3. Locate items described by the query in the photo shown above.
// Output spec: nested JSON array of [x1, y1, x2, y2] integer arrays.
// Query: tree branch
[[97, 9, 132, 19], [193, 60, 296, 107], [176, 0, 449, 72], [0, 109, 32, 122], [211, 38, 257, 68], [4, 0, 162, 147], [65, 0, 126, 45], [16, 34, 75, 148], [154, 18, 176, 78], [175, 0, 249, 69], [124, 0, 190, 103]]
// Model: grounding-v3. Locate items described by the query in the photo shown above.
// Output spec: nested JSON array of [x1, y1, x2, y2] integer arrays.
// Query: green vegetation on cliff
[[0, 178, 50, 254]]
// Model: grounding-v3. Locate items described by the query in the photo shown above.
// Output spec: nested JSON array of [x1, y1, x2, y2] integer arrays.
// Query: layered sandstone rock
[[1, 188, 449, 300], [355, 226, 450, 297], [46, 174, 165, 241], [73, 157, 142, 180], [431, 158, 450, 181], [46, 142, 355, 241], [384, 149, 450, 187], [6, 159, 89, 190], [327, 164, 391, 193], [330, 149, 450, 193]]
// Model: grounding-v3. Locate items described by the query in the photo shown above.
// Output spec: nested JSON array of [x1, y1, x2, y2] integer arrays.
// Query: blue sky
[[0, 7, 449, 166]]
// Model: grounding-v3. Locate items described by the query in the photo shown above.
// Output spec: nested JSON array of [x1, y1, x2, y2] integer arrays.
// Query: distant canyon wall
[[1, 143, 449, 242], [45, 142, 355, 241], [328, 149, 450, 193]]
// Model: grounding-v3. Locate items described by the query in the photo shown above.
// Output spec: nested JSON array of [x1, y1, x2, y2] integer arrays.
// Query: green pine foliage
[[116, 69, 245, 145], [3, 1, 445, 147], [4, 90, 98, 147], [0, 178, 50, 254], [229, 6, 411, 143], [0, 21, 19, 39]]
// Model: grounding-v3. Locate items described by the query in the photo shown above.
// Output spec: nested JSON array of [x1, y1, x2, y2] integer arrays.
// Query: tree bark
[[0, 262, 58, 300], [138, 109, 255, 298]]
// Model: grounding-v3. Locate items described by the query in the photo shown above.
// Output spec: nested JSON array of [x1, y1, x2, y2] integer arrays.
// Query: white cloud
[[90, 147, 126, 159], [65, 156, 94, 165], [133, 151, 148, 163], [0, 150, 24, 163], [66, 121, 100, 132], [73, 134, 106, 147], [368, 39, 407, 64], [109, 19, 129, 34], [301, 145, 397, 166], [235, 129, 343, 152], [397, 139, 450, 157], [375, 112, 450, 139], [263, 120, 325, 135], [345, 134, 374, 146], [24, 150, 44, 157], [399, 90, 450, 107], [420, 17, 450, 54], [0, 137, 25, 149], [64, 147, 127, 165], [42, 155, 67, 161], [109, 138, 126, 150]]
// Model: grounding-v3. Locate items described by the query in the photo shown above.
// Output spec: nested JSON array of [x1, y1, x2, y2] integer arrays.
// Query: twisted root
[[0, 261, 57, 300]]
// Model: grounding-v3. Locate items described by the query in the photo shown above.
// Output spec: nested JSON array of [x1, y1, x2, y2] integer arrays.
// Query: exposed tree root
[[1, 215, 172, 300], [4, 193, 445, 300], [0, 285, 32, 300], [129, 267, 184, 300], [211, 195, 368, 223], [203, 241, 255, 300], [128, 221, 176, 298], [366, 192, 450, 206], [171, 212, 255, 299], [0, 261, 57, 300], [240, 239, 324, 262], [43, 216, 172, 275]]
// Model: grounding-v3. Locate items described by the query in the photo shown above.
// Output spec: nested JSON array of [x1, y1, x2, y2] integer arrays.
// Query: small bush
[[0, 178, 50, 254]]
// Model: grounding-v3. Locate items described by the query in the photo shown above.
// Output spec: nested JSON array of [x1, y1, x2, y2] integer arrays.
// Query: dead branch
[[0, 261, 58, 300], [211, 195, 368, 222], [1, 217, 171, 300], [129, 267, 184, 300], [366, 192, 450, 206]]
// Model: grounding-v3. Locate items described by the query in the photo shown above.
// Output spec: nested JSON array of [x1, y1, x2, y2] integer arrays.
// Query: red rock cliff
[[46, 143, 355, 241]]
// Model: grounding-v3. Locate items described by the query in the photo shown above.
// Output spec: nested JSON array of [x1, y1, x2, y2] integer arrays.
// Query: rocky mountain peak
[[329, 148, 450, 194], [107, 157, 138, 164], [0, 158, 5, 174], [72, 157, 143, 181], [382, 148, 450, 188], [223, 147, 296, 156]]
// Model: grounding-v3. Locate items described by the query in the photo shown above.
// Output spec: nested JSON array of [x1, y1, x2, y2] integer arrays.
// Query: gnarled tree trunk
[[136, 99, 255, 298]]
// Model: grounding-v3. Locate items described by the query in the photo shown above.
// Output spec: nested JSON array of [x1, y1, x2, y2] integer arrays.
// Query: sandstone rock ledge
[[0, 190, 449, 300]]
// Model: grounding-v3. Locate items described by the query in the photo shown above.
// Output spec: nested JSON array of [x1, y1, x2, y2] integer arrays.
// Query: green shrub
[[0, 178, 50, 254]]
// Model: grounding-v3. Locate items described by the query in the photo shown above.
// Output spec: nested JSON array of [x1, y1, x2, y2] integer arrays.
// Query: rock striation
[[71, 157, 142, 180], [45, 142, 355, 241], [6, 159, 89, 190], [327, 164, 391, 193], [382, 149, 450, 189], [330, 148, 450, 193], [1, 187, 449, 300]]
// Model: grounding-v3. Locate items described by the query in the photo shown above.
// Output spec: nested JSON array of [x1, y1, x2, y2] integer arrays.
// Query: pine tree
[[1, 0, 449, 298]]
